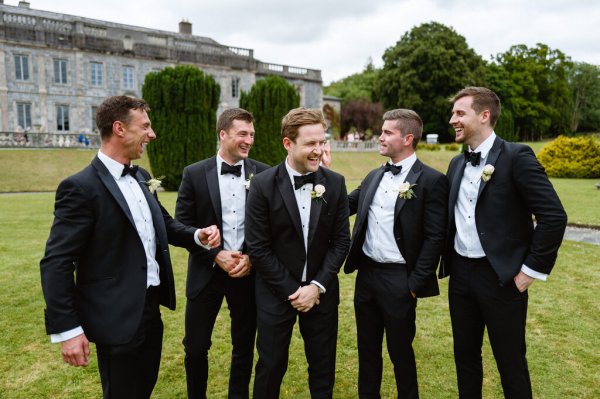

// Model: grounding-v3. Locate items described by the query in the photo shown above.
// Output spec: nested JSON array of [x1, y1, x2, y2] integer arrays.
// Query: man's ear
[[480, 109, 491, 124], [113, 121, 126, 137], [283, 137, 293, 151]]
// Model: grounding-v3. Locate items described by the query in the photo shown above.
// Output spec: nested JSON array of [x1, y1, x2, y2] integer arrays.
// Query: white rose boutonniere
[[244, 173, 254, 190], [398, 182, 417, 200], [142, 176, 164, 194], [311, 184, 327, 203], [481, 164, 495, 182]]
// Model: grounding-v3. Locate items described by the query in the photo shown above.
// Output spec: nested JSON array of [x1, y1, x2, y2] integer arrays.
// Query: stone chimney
[[18, 1, 31, 8], [179, 20, 192, 35]]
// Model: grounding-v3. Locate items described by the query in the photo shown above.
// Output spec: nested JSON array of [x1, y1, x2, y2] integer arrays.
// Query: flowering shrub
[[537, 135, 600, 178]]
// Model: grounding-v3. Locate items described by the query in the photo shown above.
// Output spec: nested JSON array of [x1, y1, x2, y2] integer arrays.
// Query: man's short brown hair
[[382, 109, 423, 149], [217, 108, 254, 134], [281, 108, 327, 142], [96, 96, 149, 140], [449, 86, 501, 128]]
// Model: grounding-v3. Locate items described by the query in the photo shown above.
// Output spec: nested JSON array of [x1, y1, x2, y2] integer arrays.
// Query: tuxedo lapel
[[477, 137, 503, 198], [358, 168, 385, 226], [244, 159, 257, 199], [206, 158, 223, 227], [448, 158, 466, 213], [307, 168, 325, 249], [395, 160, 423, 217], [136, 171, 168, 247], [92, 157, 136, 229], [276, 163, 303, 239]]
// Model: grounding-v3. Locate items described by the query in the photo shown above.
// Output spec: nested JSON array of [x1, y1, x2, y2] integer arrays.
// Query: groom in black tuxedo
[[345, 109, 448, 398], [40, 96, 220, 399], [245, 108, 350, 399], [176, 108, 269, 398], [441, 87, 567, 398]]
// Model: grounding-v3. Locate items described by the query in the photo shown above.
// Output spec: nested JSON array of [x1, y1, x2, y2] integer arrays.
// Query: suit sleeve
[[40, 178, 93, 335], [348, 183, 361, 216], [513, 146, 567, 274]]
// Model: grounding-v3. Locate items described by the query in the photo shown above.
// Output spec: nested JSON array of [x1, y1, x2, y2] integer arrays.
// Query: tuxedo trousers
[[96, 286, 163, 399], [253, 300, 338, 399], [184, 269, 256, 399], [354, 256, 418, 399], [448, 251, 532, 399]]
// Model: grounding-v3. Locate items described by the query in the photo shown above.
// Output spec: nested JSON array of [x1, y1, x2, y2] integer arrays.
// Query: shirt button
[[302, 206, 305, 209], [233, 210, 236, 213]]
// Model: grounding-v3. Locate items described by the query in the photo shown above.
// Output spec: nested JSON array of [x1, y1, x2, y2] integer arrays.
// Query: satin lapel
[[276, 163, 303, 239], [448, 157, 466, 214], [361, 168, 385, 220], [395, 161, 422, 217], [136, 171, 168, 247], [92, 157, 136, 229], [244, 159, 257, 199], [206, 158, 223, 227], [477, 137, 503, 199], [307, 168, 325, 249]]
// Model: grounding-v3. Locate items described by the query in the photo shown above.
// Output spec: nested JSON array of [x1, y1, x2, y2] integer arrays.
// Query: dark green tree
[[239, 76, 300, 166], [376, 22, 486, 142], [568, 62, 600, 132], [141, 65, 220, 190]]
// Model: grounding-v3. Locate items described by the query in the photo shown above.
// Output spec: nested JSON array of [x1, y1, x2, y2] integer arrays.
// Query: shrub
[[444, 143, 461, 151], [537, 135, 600, 178], [417, 143, 441, 151]]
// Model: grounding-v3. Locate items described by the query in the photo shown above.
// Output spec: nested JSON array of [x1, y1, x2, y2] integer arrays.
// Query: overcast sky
[[15, 0, 600, 84]]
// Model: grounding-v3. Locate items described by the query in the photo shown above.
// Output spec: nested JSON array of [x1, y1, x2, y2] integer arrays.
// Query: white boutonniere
[[311, 184, 327, 203], [244, 173, 254, 190], [398, 182, 417, 200], [481, 164, 495, 182], [142, 176, 164, 193]]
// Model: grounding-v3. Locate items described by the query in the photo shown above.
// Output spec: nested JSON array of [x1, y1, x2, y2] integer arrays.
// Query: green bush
[[417, 143, 441, 151], [444, 143, 461, 151], [537, 135, 600, 178]]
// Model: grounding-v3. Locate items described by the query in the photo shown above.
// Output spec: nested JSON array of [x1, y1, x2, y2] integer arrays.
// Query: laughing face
[[284, 123, 326, 174], [449, 95, 484, 148], [219, 119, 255, 164], [122, 108, 155, 162]]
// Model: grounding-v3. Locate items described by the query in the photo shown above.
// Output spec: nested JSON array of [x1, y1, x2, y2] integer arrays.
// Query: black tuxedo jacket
[[40, 156, 199, 345], [440, 137, 567, 284], [175, 155, 269, 299], [245, 162, 351, 315], [345, 159, 449, 298]]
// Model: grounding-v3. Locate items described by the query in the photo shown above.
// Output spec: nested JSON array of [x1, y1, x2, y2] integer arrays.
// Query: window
[[54, 59, 68, 84], [17, 103, 32, 129], [14, 54, 29, 81], [91, 106, 98, 131], [56, 105, 70, 131], [90, 62, 103, 86], [231, 78, 240, 98], [122, 65, 135, 89]]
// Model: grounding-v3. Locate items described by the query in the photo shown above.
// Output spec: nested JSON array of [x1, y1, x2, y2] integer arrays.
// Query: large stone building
[[0, 1, 322, 141]]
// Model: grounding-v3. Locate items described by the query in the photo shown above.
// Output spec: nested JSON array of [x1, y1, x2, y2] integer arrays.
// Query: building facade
[[0, 1, 322, 140]]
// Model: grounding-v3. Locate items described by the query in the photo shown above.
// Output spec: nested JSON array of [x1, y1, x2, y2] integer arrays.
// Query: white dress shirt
[[454, 133, 547, 281], [362, 153, 417, 263], [217, 154, 246, 251]]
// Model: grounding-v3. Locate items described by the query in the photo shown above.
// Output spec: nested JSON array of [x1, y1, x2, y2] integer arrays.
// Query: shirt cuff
[[310, 280, 326, 294], [194, 229, 211, 250], [521, 264, 548, 281], [50, 326, 84, 343]]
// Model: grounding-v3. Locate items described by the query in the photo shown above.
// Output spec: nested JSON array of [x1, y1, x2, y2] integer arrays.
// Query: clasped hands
[[198, 225, 220, 248], [289, 284, 320, 313], [215, 250, 252, 278]]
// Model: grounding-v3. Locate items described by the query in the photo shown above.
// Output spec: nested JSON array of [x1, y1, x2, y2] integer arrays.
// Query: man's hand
[[514, 271, 534, 292], [61, 333, 90, 367], [199, 225, 220, 248], [215, 250, 242, 273], [289, 285, 320, 312], [320, 141, 331, 169], [228, 254, 252, 278]]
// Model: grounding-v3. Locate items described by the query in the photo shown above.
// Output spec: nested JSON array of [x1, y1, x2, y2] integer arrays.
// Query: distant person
[[40, 95, 220, 399], [176, 108, 269, 399], [345, 109, 448, 398], [245, 108, 351, 398], [441, 86, 567, 397]]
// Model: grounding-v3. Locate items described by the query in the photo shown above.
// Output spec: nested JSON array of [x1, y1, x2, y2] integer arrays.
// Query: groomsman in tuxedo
[[40, 96, 220, 399], [176, 108, 269, 398], [245, 108, 351, 399], [441, 87, 567, 398], [345, 109, 449, 398]]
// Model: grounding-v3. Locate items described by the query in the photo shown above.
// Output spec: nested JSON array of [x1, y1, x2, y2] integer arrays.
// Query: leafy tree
[[376, 22, 485, 142], [240, 76, 300, 166], [142, 65, 220, 190], [324, 59, 379, 103], [569, 62, 600, 132], [340, 100, 384, 137]]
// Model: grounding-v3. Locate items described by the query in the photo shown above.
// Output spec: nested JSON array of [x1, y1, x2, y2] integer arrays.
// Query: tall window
[[56, 105, 70, 131], [17, 102, 32, 129], [91, 106, 98, 131], [90, 62, 103, 86], [54, 59, 68, 84], [14, 54, 29, 81], [122, 65, 134, 90], [231, 77, 240, 98]]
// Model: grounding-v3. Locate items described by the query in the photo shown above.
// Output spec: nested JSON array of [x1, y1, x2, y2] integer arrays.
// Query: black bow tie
[[294, 173, 315, 190], [221, 162, 242, 177], [464, 150, 481, 167], [383, 163, 402, 175], [121, 164, 139, 177]]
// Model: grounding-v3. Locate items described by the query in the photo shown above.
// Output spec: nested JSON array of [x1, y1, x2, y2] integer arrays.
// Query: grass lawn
[[0, 193, 598, 398]]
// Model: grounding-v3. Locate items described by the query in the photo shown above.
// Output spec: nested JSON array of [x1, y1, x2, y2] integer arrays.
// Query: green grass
[[0, 193, 598, 398]]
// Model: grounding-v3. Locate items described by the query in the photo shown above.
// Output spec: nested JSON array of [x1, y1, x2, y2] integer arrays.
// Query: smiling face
[[284, 123, 326, 174], [121, 108, 155, 162], [449, 95, 489, 149], [219, 119, 255, 164]]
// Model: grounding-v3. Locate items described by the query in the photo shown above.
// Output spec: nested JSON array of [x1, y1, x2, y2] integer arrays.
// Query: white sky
[[13, 0, 600, 85]]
